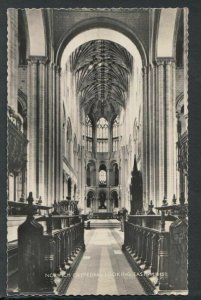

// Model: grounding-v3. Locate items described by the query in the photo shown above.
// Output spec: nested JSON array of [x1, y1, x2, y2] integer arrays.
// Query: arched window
[[111, 191, 118, 208], [99, 164, 107, 186], [111, 162, 119, 186], [86, 115, 93, 152], [114, 163, 119, 186], [112, 116, 119, 152], [87, 191, 94, 208], [86, 161, 96, 187], [97, 118, 108, 152], [87, 164, 91, 186], [68, 178, 72, 199]]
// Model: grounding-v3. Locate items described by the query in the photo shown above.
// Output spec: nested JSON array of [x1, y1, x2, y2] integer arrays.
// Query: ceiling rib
[[70, 39, 133, 121]]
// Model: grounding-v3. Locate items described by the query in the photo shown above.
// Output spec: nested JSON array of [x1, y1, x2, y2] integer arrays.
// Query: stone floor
[[66, 225, 145, 295]]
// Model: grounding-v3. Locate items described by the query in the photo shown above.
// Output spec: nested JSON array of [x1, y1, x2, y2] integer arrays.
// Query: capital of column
[[156, 57, 175, 66], [28, 55, 48, 65]]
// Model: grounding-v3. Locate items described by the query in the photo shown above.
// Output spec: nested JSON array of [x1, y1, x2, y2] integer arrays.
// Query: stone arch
[[156, 8, 178, 58], [111, 190, 119, 208], [25, 9, 46, 56], [86, 160, 96, 187], [110, 161, 119, 187], [98, 189, 107, 209], [56, 17, 147, 67], [87, 190, 95, 208], [18, 10, 29, 64], [173, 9, 184, 67]]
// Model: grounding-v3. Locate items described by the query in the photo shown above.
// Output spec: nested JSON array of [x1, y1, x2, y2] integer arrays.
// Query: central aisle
[[66, 227, 145, 295]]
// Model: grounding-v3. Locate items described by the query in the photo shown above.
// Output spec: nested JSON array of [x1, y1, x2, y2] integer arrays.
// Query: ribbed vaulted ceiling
[[70, 40, 133, 121]]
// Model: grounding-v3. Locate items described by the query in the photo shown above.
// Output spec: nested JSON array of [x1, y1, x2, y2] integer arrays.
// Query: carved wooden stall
[[15, 193, 85, 295], [8, 112, 28, 202], [122, 198, 188, 294]]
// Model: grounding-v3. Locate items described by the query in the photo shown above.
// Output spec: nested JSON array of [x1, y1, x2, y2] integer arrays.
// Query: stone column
[[38, 58, 47, 202], [81, 146, 85, 209], [157, 60, 165, 203], [151, 65, 156, 203], [165, 60, 171, 200], [27, 58, 38, 199], [47, 62, 54, 205], [156, 58, 176, 204], [54, 66, 62, 201], [7, 9, 18, 111], [165, 59, 176, 201], [142, 66, 149, 206], [108, 123, 112, 153], [92, 124, 95, 154], [148, 64, 156, 203], [58, 68, 63, 201], [78, 156, 82, 206], [154, 62, 160, 206], [27, 56, 48, 201]]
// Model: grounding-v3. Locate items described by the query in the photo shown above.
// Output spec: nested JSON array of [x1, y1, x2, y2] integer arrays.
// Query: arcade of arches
[[8, 8, 188, 214], [7, 8, 188, 294]]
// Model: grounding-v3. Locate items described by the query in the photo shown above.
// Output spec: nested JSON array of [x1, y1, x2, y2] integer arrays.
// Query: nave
[[66, 224, 144, 295], [7, 8, 188, 296]]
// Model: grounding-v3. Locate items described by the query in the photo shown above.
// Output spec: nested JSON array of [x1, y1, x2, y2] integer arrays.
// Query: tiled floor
[[66, 227, 145, 295]]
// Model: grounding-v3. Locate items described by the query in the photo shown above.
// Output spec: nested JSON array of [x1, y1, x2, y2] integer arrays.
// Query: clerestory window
[[97, 117, 108, 152], [86, 115, 93, 152], [112, 116, 119, 152]]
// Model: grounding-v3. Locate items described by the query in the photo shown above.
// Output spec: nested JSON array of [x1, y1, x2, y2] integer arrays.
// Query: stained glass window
[[97, 117, 108, 152], [112, 116, 119, 152], [99, 170, 106, 184], [99, 164, 107, 186]]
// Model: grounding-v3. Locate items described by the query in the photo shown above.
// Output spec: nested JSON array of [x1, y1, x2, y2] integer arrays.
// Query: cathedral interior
[[7, 8, 188, 295]]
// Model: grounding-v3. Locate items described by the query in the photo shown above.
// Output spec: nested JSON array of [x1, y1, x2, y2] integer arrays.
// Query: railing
[[124, 222, 161, 273], [128, 214, 177, 231], [17, 194, 85, 295], [88, 212, 114, 219], [123, 202, 187, 293]]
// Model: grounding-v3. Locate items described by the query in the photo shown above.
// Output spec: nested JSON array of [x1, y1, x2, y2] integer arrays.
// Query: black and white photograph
[[7, 8, 188, 296]]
